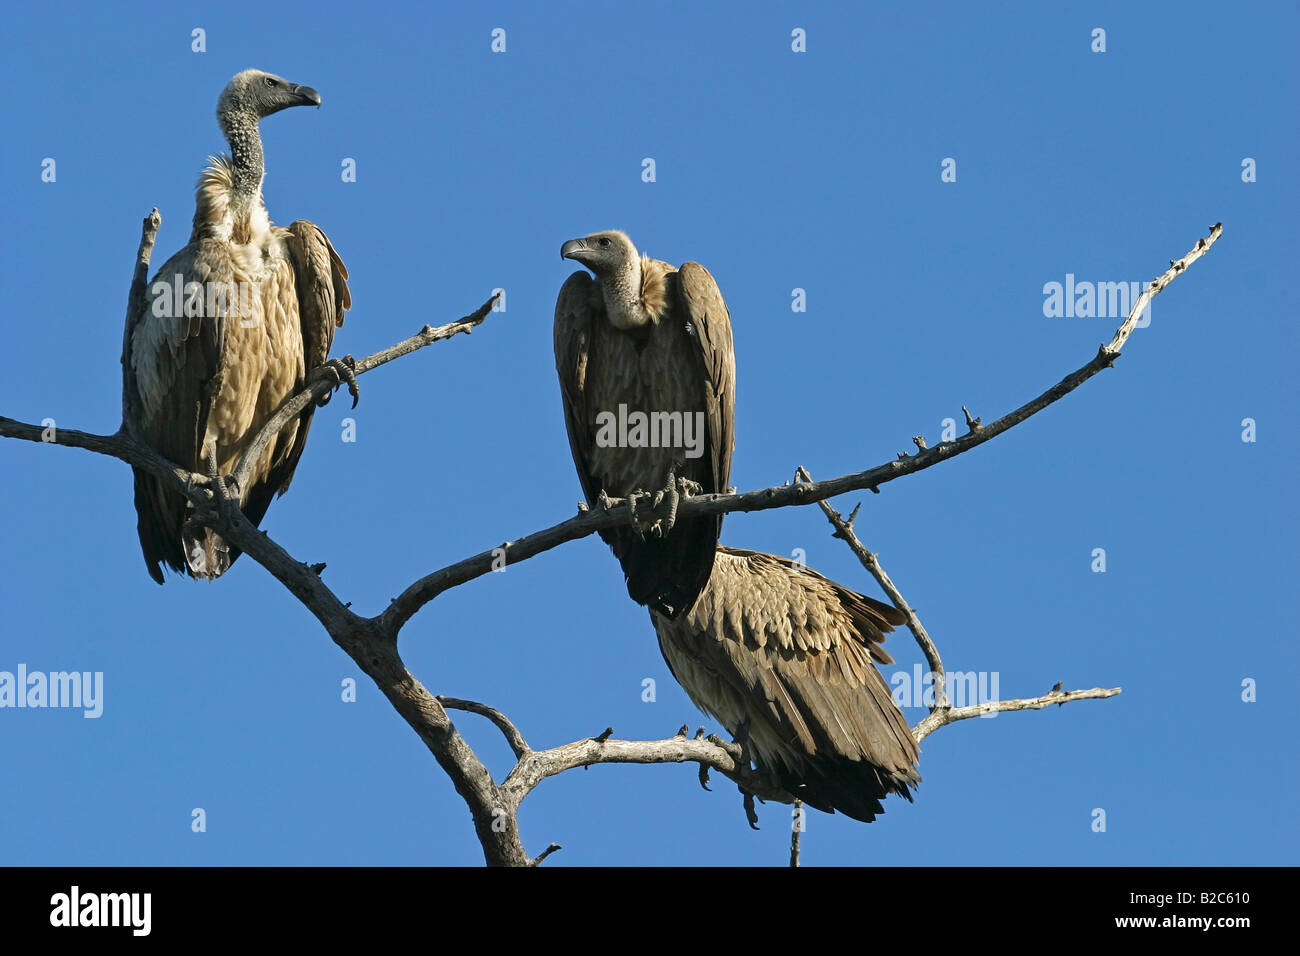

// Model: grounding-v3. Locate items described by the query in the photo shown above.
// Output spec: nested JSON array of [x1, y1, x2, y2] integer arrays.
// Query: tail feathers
[[624, 560, 709, 620], [134, 465, 243, 582], [610, 522, 719, 619], [778, 757, 920, 824], [182, 517, 233, 580], [134, 468, 183, 585]]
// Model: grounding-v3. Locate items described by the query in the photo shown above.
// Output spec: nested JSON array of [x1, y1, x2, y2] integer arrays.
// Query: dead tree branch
[[377, 224, 1224, 632], [120, 207, 161, 435], [438, 696, 532, 760], [499, 732, 792, 809], [797, 468, 1122, 742], [797, 465, 950, 711], [912, 685, 1122, 743], [231, 292, 500, 495]]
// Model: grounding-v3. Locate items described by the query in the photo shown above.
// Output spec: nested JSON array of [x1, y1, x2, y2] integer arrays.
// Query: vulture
[[651, 547, 921, 822], [125, 69, 352, 583], [554, 230, 919, 820], [554, 230, 735, 619]]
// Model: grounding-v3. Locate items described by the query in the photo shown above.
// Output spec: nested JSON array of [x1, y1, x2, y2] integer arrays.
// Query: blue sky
[[0, 2, 1295, 866]]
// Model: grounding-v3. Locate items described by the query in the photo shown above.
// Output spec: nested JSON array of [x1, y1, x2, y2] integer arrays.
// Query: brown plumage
[[555, 230, 735, 618], [125, 70, 350, 583], [652, 547, 921, 822]]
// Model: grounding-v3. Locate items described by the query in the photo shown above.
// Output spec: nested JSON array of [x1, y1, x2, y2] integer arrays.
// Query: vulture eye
[[264, 77, 276, 87], [599, 238, 611, 248]]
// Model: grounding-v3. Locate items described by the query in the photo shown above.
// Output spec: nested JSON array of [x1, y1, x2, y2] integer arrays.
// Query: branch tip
[[531, 842, 562, 866]]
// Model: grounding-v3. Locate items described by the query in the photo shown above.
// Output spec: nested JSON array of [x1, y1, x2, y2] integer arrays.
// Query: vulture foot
[[742, 791, 760, 830], [312, 355, 360, 408], [630, 462, 699, 539], [207, 451, 229, 507], [198, 450, 238, 523], [627, 489, 657, 539]]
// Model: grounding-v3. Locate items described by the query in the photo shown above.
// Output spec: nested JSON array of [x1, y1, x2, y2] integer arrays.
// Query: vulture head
[[217, 69, 322, 126], [560, 230, 638, 278], [562, 230, 666, 330]]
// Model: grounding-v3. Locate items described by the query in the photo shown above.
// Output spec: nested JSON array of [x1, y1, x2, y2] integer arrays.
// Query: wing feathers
[[653, 545, 920, 822]]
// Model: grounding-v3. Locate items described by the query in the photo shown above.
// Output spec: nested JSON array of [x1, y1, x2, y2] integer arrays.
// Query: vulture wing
[[553, 270, 606, 513], [247, 220, 353, 524], [673, 261, 735, 508], [651, 546, 920, 822], [127, 238, 233, 583]]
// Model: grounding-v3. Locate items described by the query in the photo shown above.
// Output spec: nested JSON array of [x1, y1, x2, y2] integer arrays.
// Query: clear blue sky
[[1, 1, 1294, 866]]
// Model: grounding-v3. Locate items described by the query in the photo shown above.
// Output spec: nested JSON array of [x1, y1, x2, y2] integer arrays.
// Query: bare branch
[[796, 466, 949, 710], [232, 292, 501, 494], [499, 733, 792, 811], [799, 466, 1124, 747], [121, 208, 162, 437], [912, 685, 1122, 743], [378, 224, 1223, 632], [531, 843, 562, 867], [790, 800, 802, 868], [438, 696, 532, 759], [0, 421, 206, 505], [173, 487, 531, 866]]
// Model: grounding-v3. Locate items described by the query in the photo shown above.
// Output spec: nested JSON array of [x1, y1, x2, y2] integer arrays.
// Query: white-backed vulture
[[555, 230, 735, 618], [126, 69, 352, 583], [651, 547, 921, 822]]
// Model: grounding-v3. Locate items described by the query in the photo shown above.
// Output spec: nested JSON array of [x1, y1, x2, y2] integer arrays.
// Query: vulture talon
[[204, 450, 235, 518], [314, 355, 360, 408], [630, 463, 688, 540], [743, 791, 760, 830], [652, 482, 678, 539], [677, 476, 703, 498], [627, 490, 655, 539]]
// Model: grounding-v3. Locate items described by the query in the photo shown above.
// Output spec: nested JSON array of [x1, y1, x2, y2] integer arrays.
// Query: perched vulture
[[652, 547, 921, 822], [126, 69, 351, 583], [554, 230, 734, 618], [554, 231, 917, 820]]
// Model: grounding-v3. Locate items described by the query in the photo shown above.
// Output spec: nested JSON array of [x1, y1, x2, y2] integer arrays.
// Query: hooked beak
[[290, 84, 322, 108], [560, 238, 587, 262]]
